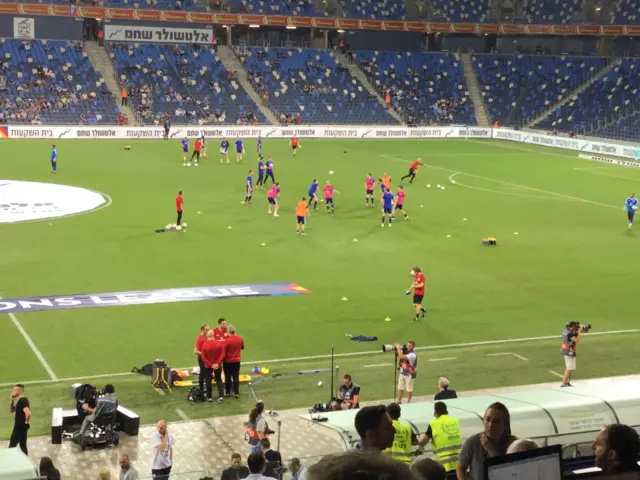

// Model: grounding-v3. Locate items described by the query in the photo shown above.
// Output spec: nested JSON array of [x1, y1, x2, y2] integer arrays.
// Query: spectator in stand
[[457, 402, 516, 480], [221, 453, 250, 480], [119, 454, 139, 480], [223, 325, 244, 398], [308, 452, 412, 480], [434, 377, 457, 401], [289, 458, 308, 480], [246, 453, 271, 480], [353, 405, 396, 454], [260, 438, 282, 479], [507, 439, 540, 454], [39, 457, 61, 480], [411, 458, 446, 480], [121, 87, 128, 107], [592, 424, 640, 474]]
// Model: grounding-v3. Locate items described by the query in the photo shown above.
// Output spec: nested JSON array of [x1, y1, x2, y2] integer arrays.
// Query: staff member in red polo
[[194, 324, 209, 393], [406, 267, 427, 322], [223, 325, 244, 398], [201, 330, 226, 402], [213, 318, 229, 342], [175, 190, 184, 227]]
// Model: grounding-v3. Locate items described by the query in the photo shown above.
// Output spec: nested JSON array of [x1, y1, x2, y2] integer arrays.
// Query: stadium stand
[[108, 43, 266, 125], [231, 0, 319, 16], [104, 0, 205, 11], [431, 0, 491, 23], [519, 0, 581, 24], [473, 54, 608, 127], [609, 0, 640, 24], [535, 58, 640, 141], [236, 47, 398, 125], [0, 39, 120, 125], [340, 0, 406, 20], [352, 51, 477, 126]]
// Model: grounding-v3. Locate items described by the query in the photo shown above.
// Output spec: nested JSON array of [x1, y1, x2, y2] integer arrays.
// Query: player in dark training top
[[307, 179, 319, 210], [381, 188, 394, 228], [181, 138, 189, 165], [264, 157, 275, 185], [235, 138, 244, 163], [256, 155, 265, 188], [257, 136, 263, 157], [220, 138, 230, 164], [243, 170, 254, 205], [50, 145, 58, 174]]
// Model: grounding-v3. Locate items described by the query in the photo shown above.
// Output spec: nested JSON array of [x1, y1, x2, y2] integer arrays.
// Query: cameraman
[[333, 374, 360, 411], [79, 384, 117, 436], [561, 322, 583, 387], [395, 341, 417, 404]]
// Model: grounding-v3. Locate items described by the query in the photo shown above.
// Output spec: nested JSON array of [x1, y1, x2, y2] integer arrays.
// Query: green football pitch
[[2, 137, 640, 440]]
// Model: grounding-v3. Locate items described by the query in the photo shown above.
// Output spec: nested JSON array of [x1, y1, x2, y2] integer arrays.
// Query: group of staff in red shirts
[[194, 318, 245, 402]]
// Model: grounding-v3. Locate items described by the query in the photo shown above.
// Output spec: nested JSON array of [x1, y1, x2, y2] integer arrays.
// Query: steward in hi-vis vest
[[383, 402, 418, 463], [420, 401, 462, 472]]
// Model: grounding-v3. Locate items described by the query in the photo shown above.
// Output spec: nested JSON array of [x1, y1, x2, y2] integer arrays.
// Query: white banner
[[13, 17, 35, 40], [494, 128, 638, 160], [1, 125, 493, 140], [104, 25, 213, 44]]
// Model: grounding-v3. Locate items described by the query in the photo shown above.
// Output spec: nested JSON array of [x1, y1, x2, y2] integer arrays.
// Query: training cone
[[384, 317, 392, 322], [261, 368, 270, 375], [463, 218, 468, 221], [341, 297, 348, 301], [252, 367, 260, 374], [261, 242, 267, 246], [353, 238, 358, 242], [228, 226, 233, 229]]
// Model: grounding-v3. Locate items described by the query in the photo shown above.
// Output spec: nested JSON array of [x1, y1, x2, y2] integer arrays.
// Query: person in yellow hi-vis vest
[[384, 403, 418, 464], [420, 401, 462, 473]]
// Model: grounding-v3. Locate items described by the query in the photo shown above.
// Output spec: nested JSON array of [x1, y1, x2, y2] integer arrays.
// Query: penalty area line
[[2, 328, 640, 388]]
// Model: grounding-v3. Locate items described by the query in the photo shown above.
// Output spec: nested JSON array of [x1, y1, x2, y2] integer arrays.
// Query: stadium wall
[[0, 15, 83, 40]]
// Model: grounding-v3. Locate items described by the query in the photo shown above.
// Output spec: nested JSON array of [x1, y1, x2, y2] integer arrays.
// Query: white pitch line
[[574, 167, 640, 182], [549, 370, 564, 379], [2, 328, 640, 387], [363, 363, 393, 368], [487, 352, 529, 362], [449, 173, 562, 201], [5, 306, 58, 381], [382, 154, 619, 210], [427, 357, 457, 362], [175, 408, 190, 421], [511, 353, 529, 362]]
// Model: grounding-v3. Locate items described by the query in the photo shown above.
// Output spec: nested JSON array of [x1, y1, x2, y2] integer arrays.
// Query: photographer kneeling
[[332, 374, 360, 411], [79, 384, 117, 436], [561, 321, 589, 387]]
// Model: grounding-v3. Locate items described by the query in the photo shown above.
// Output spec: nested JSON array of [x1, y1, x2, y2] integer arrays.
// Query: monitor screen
[[486, 446, 563, 480]]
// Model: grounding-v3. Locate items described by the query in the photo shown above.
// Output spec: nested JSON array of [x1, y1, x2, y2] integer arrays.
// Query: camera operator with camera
[[395, 341, 417, 404], [333, 374, 361, 411], [560, 321, 591, 387], [78, 384, 117, 436]]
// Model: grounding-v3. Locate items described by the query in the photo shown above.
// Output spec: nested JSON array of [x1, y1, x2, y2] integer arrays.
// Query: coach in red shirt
[[223, 325, 244, 398], [213, 318, 229, 342], [201, 330, 226, 402], [194, 324, 209, 393]]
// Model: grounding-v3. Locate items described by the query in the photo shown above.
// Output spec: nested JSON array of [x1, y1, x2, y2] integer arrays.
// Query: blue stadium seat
[[431, 0, 491, 23], [231, 0, 319, 16], [104, 0, 204, 11], [340, 0, 406, 20]]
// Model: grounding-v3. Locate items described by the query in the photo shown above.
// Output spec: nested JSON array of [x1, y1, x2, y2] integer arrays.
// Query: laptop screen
[[487, 450, 563, 480]]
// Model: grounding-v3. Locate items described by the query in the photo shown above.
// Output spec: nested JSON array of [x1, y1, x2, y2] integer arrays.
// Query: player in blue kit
[[243, 170, 254, 205], [625, 193, 638, 228], [220, 138, 230, 164], [257, 136, 263, 157], [181, 138, 189, 164], [264, 157, 275, 185], [256, 155, 265, 188], [235, 138, 244, 163], [50, 145, 57, 173], [307, 179, 319, 210], [381, 188, 394, 227]]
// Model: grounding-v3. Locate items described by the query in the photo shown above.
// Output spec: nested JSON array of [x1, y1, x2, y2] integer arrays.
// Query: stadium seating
[[473, 54, 607, 127], [431, 0, 491, 23], [352, 51, 477, 126], [609, 0, 640, 24], [519, 0, 581, 24], [0, 39, 119, 125], [231, 0, 319, 16], [236, 47, 398, 124], [535, 58, 640, 140], [104, 0, 204, 11], [108, 43, 266, 125], [340, 0, 406, 20]]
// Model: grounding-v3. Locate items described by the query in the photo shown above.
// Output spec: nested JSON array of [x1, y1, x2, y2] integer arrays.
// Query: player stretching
[[406, 267, 427, 321], [181, 138, 189, 165], [50, 145, 58, 174], [291, 135, 299, 157], [220, 138, 230, 164], [381, 188, 394, 227], [296, 197, 308, 235], [364, 173, 375, 207], [256, 155, 265, 189], [176, 191, 184, 226], [264, 157, 275, 185], [267, 183, 280, 217], [189, 137, 202, 166], [324, 181, 339, 214], [200, 134, 207, 158], [625, 193, 638, 228], [308, 179, 319, 210], [392, 185, 409, 220], [257, 136, 263, 158], [400, 158, 424, 184], [243, 170, 254, 205], [235, 137, 244, 163]]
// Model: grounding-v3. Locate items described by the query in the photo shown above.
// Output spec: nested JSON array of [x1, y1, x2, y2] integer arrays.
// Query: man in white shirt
[[151, 420, 175, 479], [246, 452, 272, 480], [288, 458, 308, 480]]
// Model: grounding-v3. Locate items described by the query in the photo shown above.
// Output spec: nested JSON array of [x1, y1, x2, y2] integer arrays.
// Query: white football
[[183, 222, 188, 228], [317, 381, 323, 387], [165, 224, 172, 230], [426, 184, 431, 188], [410, 270, 415, 276], [176, 225, 182, 231], [634, 206, 638, 211], [329, 170, 334, 175], [441, 186, 446, 190], [437, 184, 441, 188]]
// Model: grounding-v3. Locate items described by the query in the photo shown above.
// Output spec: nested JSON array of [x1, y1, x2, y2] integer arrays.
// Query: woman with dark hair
[[245, 401, 270, 454], [456, 402, 517, 480], [39, 456, 61, 480]]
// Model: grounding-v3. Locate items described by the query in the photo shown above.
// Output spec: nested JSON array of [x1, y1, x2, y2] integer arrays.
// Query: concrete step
[[460, 53, 490, 127]]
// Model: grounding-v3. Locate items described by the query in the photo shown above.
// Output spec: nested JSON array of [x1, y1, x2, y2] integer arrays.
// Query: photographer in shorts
[[395, 341, 417, 404], [561, 321, 588, 387]]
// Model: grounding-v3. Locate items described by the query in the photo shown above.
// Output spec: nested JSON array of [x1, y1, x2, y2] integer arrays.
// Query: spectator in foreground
[[411, 457, 446, 480], [98, 468, 111, 480], [246, 452, 271, 480], [119, 453, 139, 480], [592, 424, 640, 474], [353, 405, 396, 454], [457, 402, 516, 480], [507, 439, 540, 454], [434, 377, 457, 400], [289, 458, 308, 480], [39, 457, 61, 480], [221, 452, 249, 480], [260, 438, 282, 479], [151, 420, 175, 479], [308, 452, 413, 480]]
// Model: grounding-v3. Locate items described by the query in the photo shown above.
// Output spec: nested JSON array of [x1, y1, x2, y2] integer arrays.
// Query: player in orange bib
[[382, 173, 392, 190], [295, 197, 308, 235], [291, 136, 299, 157]]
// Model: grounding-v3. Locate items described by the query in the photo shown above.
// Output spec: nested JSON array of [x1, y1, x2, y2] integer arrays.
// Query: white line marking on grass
[[175, 408, 190, 421], [10, 190, 113, 225], [2, 296, 58, 381], [512, 353, 529, 361], [3, 328, 640, 387], [574, 167, 640, 182], [363, 363, 393, 368], [549, 370, 564, 379], [427, 357, 457, 362], [156, 389, 166, 396], [382, 155, 619, 211], [487, 352, 529, 361]]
